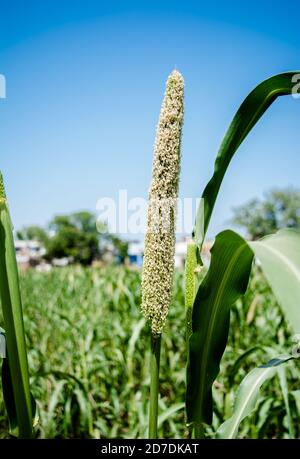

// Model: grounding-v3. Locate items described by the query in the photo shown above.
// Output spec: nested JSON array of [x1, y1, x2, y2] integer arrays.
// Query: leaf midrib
[[197, 242, 248, 422], [251, 240, 300, 283], [225, 367, 274, 438]]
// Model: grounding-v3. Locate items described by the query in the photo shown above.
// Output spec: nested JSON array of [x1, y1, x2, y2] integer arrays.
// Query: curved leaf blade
[[194, 72, 300, 250], [249, 229, 300, 333], [158, 402, 185, 428], [0, 195, 33, 437], [228, 346, 264, 386], [278, 365, 294, 438], [2, 358, 38, 437], [187, 228, 300, 428], [217, 355, 294, 439], [186, 230, 254, 426]]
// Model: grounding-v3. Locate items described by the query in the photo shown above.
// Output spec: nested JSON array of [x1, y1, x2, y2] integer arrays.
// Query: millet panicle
[[141, 70, 184, 335]]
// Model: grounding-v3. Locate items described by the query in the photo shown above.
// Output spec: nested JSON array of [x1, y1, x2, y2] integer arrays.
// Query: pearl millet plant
[[141, 69, 184, 336], [141, 70, 184, 439]]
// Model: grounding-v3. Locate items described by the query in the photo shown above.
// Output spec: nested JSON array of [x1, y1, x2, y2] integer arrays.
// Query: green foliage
[[109, 236, 129, 261], [16, 225, 49, 245], [0, 265, 298, 438], [196, 72, 298, 250], [0, 191, 34, 437], [46, 212, 100, 265], [217, 355, 295, 439], [46, 227, 99, 266], [187, 227, 300, 432], [0, 266, 186, 438], [17, 212, 128, 266], [49, 212, 98, 234], [16, 212, 101, 266], [231, 188, 300, 240], [186, 231, 253, 427], [249, 229, 300, 333], [187, 72, 300, 438]]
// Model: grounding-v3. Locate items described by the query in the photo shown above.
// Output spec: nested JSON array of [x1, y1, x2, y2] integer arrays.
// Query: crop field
[[0, 265, 299, 439]]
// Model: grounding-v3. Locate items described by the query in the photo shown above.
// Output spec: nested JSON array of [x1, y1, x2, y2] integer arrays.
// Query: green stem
[[0, 176, 33, 438], [193, 423, 205, 439], [185, 242, 198, 346], [149, 334, 161, 439]]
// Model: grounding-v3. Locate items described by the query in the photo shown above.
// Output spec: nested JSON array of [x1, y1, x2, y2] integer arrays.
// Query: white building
[[128, 241, 144, 266], [15, 240, 46, 268], [128, 237, 213, 269], [174, 238, 191, 268]]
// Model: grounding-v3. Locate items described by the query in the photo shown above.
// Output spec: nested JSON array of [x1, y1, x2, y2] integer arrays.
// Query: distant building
[[126, 237, 213, 269], [174, 237, 213, 269], [174, 238, 191, 268], [14, 236, 214, 270], [15, 240, 46, 269], [52, 257, 70, 267], [128, 241, 144, 266], [201, 240, 214, 265]]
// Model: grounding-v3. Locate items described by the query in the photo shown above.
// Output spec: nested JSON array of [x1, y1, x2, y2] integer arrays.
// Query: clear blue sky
[[0, 0, 299, 239]]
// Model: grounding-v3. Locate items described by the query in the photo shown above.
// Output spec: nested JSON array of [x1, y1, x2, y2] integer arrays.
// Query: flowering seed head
[[185, 242, 197, 311], [141, 69, 184, 335]]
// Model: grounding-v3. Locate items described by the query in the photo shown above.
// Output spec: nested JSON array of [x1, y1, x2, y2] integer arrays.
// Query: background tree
[[16, 225, 49, 245], [17, 211, 130, 266], [231, 187, 300, 240], [46, 211, 100, 265], [109, 235, 129, 262]]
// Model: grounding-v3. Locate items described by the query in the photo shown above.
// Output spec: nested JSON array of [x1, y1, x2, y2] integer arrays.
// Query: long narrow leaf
[[217, 355, 294, 439], [277, 365, 294, 438], [187, 229, 300, 428], [228, 346, 264, 386], [249, 229, 300, 333], [194, 72, 300, 250], [0, 175, 33, 437], [157, 402, 185, 428], [186, 230, 254, 426]]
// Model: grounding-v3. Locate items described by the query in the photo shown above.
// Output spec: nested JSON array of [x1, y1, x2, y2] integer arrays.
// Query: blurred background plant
[[16, 211, 129, 266], [231, 187, 300, 240], [0, 264, 299, 438]]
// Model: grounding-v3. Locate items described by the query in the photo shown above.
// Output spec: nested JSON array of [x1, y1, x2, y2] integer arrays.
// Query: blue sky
[[0, 0, 299, 239]]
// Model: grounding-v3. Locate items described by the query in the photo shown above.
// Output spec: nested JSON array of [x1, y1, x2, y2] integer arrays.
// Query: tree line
[[16, 211, 128, 265]]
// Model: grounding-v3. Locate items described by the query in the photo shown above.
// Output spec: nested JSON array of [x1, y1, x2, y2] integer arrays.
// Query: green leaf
[[228, 346, 264, 386], [249, 229, 300, 333], [186, 230, 254, 426], [217, 355, 294, 439], [277, 365, 294, 438], [0, 327, 5, 358], [194, 72, 300, 250], [186, 229, 300, 428], [0, 192, 34, 437], [2, 358, 38, 437], [1, 359, 18, 436], [291, 390, 300, 418], [188, 74, 300, 431], [157, 402, 185, 428]]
